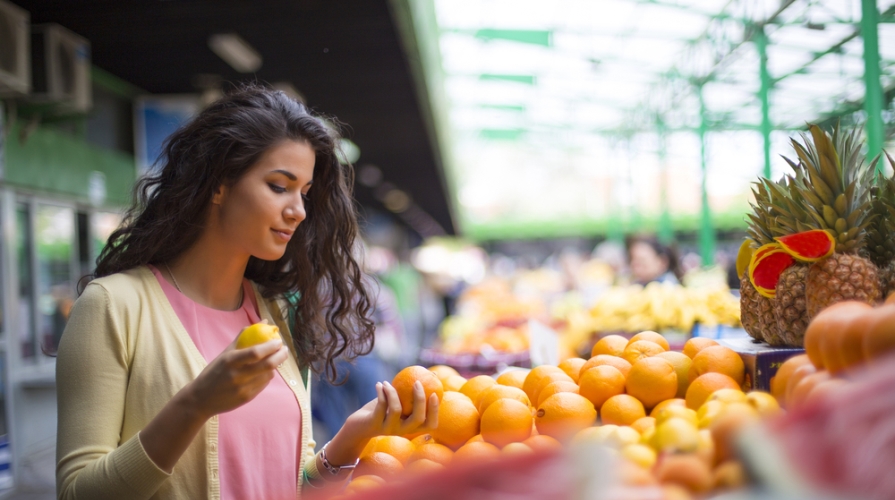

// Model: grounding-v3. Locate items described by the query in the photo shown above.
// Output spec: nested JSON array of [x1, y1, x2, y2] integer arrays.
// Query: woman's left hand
[[322, 380, 439, 466]]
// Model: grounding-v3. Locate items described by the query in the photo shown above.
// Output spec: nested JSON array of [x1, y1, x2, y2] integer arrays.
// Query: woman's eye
[[268, 183, 287, 194]]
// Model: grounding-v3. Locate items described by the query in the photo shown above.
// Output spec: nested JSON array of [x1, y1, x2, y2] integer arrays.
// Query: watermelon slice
[[736, 239, 755, 278], [774, 230, 836, 262], [748, 243, 795, 299]]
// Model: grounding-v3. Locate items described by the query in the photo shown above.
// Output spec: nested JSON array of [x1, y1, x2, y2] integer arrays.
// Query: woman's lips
[[272, 229, 293, 242]]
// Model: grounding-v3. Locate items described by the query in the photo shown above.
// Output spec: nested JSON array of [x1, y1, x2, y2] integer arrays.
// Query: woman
[[626, 235, 681, 286], [56, 85, 437, 500]]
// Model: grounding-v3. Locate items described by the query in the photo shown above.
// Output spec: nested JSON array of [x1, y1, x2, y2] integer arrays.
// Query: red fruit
[[748, 244, 795, 299], [774, 230, 836, 262]]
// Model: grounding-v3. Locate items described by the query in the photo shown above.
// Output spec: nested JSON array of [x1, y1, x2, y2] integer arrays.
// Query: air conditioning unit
[[0, 0, 30, 97], [30, 23, 91, 114]]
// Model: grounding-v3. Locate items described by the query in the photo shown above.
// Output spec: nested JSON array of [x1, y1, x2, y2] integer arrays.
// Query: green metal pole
[[698, 85, 715, 267], [657, 118, 673, 244], [755, 26, 773, 179], [861, 0, 884, 165]]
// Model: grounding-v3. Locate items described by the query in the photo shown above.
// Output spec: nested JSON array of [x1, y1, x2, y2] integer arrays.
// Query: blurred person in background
[[626, 235, 681, 286]]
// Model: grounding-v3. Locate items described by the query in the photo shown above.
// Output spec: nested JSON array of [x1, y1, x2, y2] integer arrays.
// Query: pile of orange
[[339, 333, 776, 498]]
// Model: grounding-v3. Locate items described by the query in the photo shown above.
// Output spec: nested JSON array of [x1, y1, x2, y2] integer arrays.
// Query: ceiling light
[[208, 33, 262, 73]]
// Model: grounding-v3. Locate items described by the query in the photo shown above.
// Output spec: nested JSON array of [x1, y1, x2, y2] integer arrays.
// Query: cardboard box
[[718, 337, 805, 392]]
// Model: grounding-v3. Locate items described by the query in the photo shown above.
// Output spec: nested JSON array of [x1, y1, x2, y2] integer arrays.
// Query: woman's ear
[[212, 184, 228, 205]]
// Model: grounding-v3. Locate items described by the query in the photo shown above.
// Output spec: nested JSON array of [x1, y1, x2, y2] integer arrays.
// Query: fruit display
[[740, 124, 895, 347]]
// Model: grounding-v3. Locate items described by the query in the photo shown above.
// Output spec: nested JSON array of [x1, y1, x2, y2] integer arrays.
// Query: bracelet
[[319, 442, 359, 476]]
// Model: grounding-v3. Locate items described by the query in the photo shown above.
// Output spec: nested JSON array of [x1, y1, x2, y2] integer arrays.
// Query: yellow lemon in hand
[[236, 322, 281, 349]]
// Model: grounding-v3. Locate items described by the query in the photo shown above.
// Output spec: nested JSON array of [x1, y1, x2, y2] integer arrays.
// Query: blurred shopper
[[55, 85, 438, 500], [626, 235, 681, 286]]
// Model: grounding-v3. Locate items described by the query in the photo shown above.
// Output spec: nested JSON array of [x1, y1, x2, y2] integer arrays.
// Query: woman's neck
[[165, 231, 249, 311]]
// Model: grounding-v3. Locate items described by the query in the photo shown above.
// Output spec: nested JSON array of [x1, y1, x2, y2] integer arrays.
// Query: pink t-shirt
[[150, 265, 302, 500]]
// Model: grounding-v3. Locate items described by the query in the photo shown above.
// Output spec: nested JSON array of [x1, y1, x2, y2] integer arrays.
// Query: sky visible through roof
[[431, 0, 895, 240]]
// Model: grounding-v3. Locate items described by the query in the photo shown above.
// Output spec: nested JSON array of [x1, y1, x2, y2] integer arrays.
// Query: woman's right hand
[[184, 338, 290, 419]]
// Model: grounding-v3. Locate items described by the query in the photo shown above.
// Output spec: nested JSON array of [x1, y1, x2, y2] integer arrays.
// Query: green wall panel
[[4, 123, 136, 208]]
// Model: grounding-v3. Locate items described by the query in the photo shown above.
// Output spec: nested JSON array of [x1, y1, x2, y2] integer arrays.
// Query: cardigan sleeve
[[56, 283, 171, 500]]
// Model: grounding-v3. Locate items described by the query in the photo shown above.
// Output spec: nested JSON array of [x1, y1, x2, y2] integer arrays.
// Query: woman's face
[[629, 241, 668, 284], [213, 139, 316, 261]]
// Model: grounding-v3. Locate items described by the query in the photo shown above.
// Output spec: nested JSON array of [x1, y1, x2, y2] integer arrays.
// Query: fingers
[[233, 340, 286, 368], [383, 381, 403, 429], [402, 381, 428, 430], [424, 393, 439, 429], [370, 382, 386, 423]]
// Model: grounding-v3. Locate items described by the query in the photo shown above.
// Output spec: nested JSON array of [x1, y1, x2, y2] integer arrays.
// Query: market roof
[[406, 0, 895, 241]]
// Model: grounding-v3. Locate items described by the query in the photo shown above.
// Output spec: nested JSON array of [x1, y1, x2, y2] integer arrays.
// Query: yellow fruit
[[713, 460, 747, 490], [745, 391, 781, 416], [621, 443, 657, 469], [696, 429, 715, 466], [535, 392, 597, 442], [235, 322, 281, 349], [630, 416, 656, 435], [650, 398, 687, 417], [571, 425, 637, 448], [696, 400, 727, 429], [392, 366, 445, 418], [706, 388, 747, 405], [480, 399, 533, 448], [431, 392, 480, 450], [654, 405, 698, 427], [656, 351, 693, 399], [652, 417, 700, 453]]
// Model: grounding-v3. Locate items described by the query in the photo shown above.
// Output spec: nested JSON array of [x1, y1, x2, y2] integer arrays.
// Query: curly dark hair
[[94, 83, 375, 382]]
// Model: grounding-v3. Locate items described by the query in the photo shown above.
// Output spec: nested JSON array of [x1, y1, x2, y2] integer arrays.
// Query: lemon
[[236, 322, 281, 349], [745, 391, 781, 416], [654, 405, 698, 427], [652, 417, 699, 453], [697, 400, 727, 429], [621, 443, 657, 469], [706, 388, 747, 405]]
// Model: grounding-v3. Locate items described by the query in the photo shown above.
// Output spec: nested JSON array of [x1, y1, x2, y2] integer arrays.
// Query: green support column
[[755, 26, 773, 179], [861, 0, 884, 164], [698, 86, 716, 267], [657, 118, 673, 244]]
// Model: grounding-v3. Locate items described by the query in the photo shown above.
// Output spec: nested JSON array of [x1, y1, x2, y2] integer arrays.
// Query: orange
[[501, 442, 534, 457], [410, 433, 434, 448], [405, 458, 444, 476], [480, 398, 533, 448], [806, 377, 849, 402], [622, 340, 665, 365], [531, 372, 574, 407], [432, 392, 480, 450], [769, 354, 810, 404], [650, 398, 686, 417], [683, 337, 719, 360], [804, 301, 871, 370], [656, 351, 693, 398], [688, 346, 745, 386], [428, 364, 461, 382], [360, 435, 415, 464], [863, 304, 895, 364], [407, 442, 453, 466], [828, 307, 877, 374], [459, 375, 497, 405], [784, 363, 817, 409], [522, 365, 566, 402], [453, 441, 500, 463], [685, 373, 740, 410], [787, 370, 830, 409], [537, 380, 580, 407], [710, 403, 759, 464], [626, 357, 678, 409], [655, 454, 712, 493], [355, 451, 404, 478], [578, 365, 626, 408], [580, 354, 632, 379], [464, 434, 484, 445], [713, 460, 746, 490], [522, 434, 563, 453], [535, 392, 597, 442], [392, 365, 445, 418], [558, 357, 587, 383], [631, 416, 657, 435], [629, 331, 671, 351], [442, 374, 467, 392], [476, 384, 531, 414], [496, 369, 528, 389], [343, 475, 386, 495], [600, 394, 646, 426], [592, 334, 629, 357]]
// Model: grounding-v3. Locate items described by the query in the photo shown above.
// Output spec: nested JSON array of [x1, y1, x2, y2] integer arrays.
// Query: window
[[90, 211, 123, 265], [15, 203, 34, 359], [34, 204, 75, 357]]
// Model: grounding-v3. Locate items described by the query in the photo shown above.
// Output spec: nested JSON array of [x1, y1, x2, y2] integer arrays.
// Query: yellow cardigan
[[56, 266, 323, 499]]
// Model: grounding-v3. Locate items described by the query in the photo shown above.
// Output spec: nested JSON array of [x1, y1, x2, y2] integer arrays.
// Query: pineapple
[[866, 154, 895, 298], [741, 180, 787, 346], [786, 125, 881, 318]]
